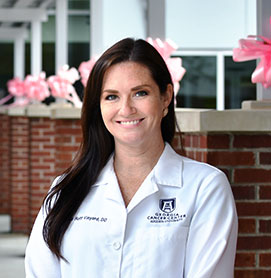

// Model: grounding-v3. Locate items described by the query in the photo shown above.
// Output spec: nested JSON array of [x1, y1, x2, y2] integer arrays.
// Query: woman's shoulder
[[166, 144, 229, 186]]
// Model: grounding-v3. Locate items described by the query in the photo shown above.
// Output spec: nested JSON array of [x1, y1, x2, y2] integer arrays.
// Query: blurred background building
[[1, 1, 271, 277], [0, 0, 260, 110]]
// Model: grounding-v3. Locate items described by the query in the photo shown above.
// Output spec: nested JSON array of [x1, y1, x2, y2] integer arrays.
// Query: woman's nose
[[119, 98, 136, 116]]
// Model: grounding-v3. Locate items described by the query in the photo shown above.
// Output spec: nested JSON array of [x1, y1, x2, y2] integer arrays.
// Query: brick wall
[[0, 114, 11, 214], [0, 113, 271, 277], [177, 133, 271, 278], [0, 114, 82, 230], [10, 116, 31, 232]]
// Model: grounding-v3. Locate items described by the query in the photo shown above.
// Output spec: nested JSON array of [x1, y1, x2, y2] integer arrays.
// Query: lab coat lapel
[[127, 173, 159, 213], [104, 170, 126, 207], [95, 155, 126, 207]]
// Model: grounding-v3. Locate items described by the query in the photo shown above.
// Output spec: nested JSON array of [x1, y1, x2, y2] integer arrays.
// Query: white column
[[147, 0, 165, 39], [90, 0, 104, 57], [31, 20, 42, 76], [256, 0, 271, 100], [56, 0, 68, 73], [216, 53, 225, 110], [14, 37, 25, 79]]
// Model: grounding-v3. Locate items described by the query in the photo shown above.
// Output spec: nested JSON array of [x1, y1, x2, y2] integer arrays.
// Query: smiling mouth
[[117, 118, 144, 126]]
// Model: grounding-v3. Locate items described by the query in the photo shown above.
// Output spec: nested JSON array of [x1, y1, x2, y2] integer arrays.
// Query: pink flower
[[24, 72, 50, 101], [7, 77, 25, 97], [146, 38, 186, 95], [78, 56, 99, 87], [147, 38, 177, 60], [233, 35, 271, 88], [47, 65, 82, 108]]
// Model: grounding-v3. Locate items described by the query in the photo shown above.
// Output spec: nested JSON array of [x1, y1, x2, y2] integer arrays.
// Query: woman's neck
[[113, 139, 165, 177], [113, 139, 165, 207]]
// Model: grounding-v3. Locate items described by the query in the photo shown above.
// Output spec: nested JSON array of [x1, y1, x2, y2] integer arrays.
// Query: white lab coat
[[25, 143, 238, 278]]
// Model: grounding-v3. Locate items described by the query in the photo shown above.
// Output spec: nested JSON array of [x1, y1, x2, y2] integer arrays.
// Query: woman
[[25, 38, 238, 278]]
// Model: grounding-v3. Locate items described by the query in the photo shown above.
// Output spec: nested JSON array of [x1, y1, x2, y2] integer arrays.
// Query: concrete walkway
[[0, 215, 28, 278]]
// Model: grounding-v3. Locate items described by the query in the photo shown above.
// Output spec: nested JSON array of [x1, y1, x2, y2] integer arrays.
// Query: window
[[173, 52, 256, 109]]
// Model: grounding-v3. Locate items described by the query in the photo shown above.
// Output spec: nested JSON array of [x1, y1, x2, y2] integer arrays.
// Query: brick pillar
[[29, 117, 57, 228], [10, 116, 30, 233], [26, 118, 82, 229], [232, 134, 271, 278], [55, 119, 82, 175], [173, 132, 271, 278], [0, 113, 11, 214]]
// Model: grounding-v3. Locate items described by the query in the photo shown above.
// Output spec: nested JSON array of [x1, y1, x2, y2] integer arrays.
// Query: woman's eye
[[105, 95, 117, 101], [135, 91, 148, 97]]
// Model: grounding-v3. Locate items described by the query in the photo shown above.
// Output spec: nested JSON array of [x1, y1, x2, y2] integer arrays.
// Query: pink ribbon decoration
[[24, 72, 50, 101], [7, 77, 25, 97], [47, 65, 82, 108], [78, 56, 99, 87], [146, 38, 186, 95], [233, 34, 271, 88], [0, 77, 29, 106]]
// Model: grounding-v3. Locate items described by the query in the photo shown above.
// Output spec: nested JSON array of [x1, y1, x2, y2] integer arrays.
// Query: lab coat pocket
[[132, 225, 189, 278]]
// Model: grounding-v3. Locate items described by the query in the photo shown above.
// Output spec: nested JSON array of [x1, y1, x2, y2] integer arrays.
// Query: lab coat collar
[[93, 154, 115, 187], [94, 142, 183, 189], [152, 142, 183, 188]]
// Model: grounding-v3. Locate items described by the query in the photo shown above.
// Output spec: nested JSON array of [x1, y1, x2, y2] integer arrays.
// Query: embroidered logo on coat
[[159, 198, 176, 213]]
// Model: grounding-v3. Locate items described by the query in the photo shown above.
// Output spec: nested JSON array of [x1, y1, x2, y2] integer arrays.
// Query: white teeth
[[120, 120, 140, 125]]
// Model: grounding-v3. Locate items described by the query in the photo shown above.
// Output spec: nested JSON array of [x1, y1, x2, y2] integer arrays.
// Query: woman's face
[[100, 61, 172, 149]]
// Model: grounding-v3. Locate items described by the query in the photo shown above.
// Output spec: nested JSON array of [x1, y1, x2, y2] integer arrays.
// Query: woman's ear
[[163, 84, 174, 109]]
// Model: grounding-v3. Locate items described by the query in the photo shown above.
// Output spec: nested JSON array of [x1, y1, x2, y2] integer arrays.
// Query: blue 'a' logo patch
[[159, 198, 176, 213]]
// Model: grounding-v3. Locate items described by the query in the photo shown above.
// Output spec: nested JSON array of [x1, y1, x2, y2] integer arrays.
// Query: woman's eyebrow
[[102, 89, 119, 94], [131, 84, 152, 91]]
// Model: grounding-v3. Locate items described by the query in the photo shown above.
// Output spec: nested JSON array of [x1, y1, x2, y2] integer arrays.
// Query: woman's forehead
[[103, 62, 153, 86]]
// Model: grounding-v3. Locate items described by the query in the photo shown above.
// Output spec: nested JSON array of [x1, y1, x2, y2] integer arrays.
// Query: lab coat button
[[113, 241, 121, 250]]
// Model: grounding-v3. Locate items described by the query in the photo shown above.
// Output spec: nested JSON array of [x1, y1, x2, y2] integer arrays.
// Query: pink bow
[[78, 56, 99, 87], [1, 77, 28, 106], [146, 38, 186, 95], [47, 65, 82, 108], [7, 77, 25, 97], [24, 72, 50, 101], [233, 34, 271, 88]]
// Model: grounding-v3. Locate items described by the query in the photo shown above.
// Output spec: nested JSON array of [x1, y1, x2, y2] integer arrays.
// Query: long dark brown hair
[[43, 38, 177, 259]]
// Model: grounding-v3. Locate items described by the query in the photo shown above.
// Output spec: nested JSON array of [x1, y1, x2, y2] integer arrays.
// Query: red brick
[[181, 134, 191, 148], [191, 135, 200, 148], [260, 152, 271, 165], [31, 151, 52, 156], [236, 202, 271, 216], [57, 128, 81, 135], [237, 236, 271, 250], [234, 169, 271, 183], [259, 253, 271, 267], [200, 134, 230, 149], [259, 220, 271, 233], [234, 270, 271, 278], [31, 124, 52, 129], [235, 252, 255, 267], [31, 164, 51, 170], [207, 151, 254, 166], [233, 134, 271, 148], [232, 186, 255, 200], [31, 137, 52, 142], [238, 218, 256, 233], [259, 185, 271, 199], [57, 145, 79, 152], [57, 153, 73, 161], [75, 137, 82, 144], [55, 136, 72, 143]]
